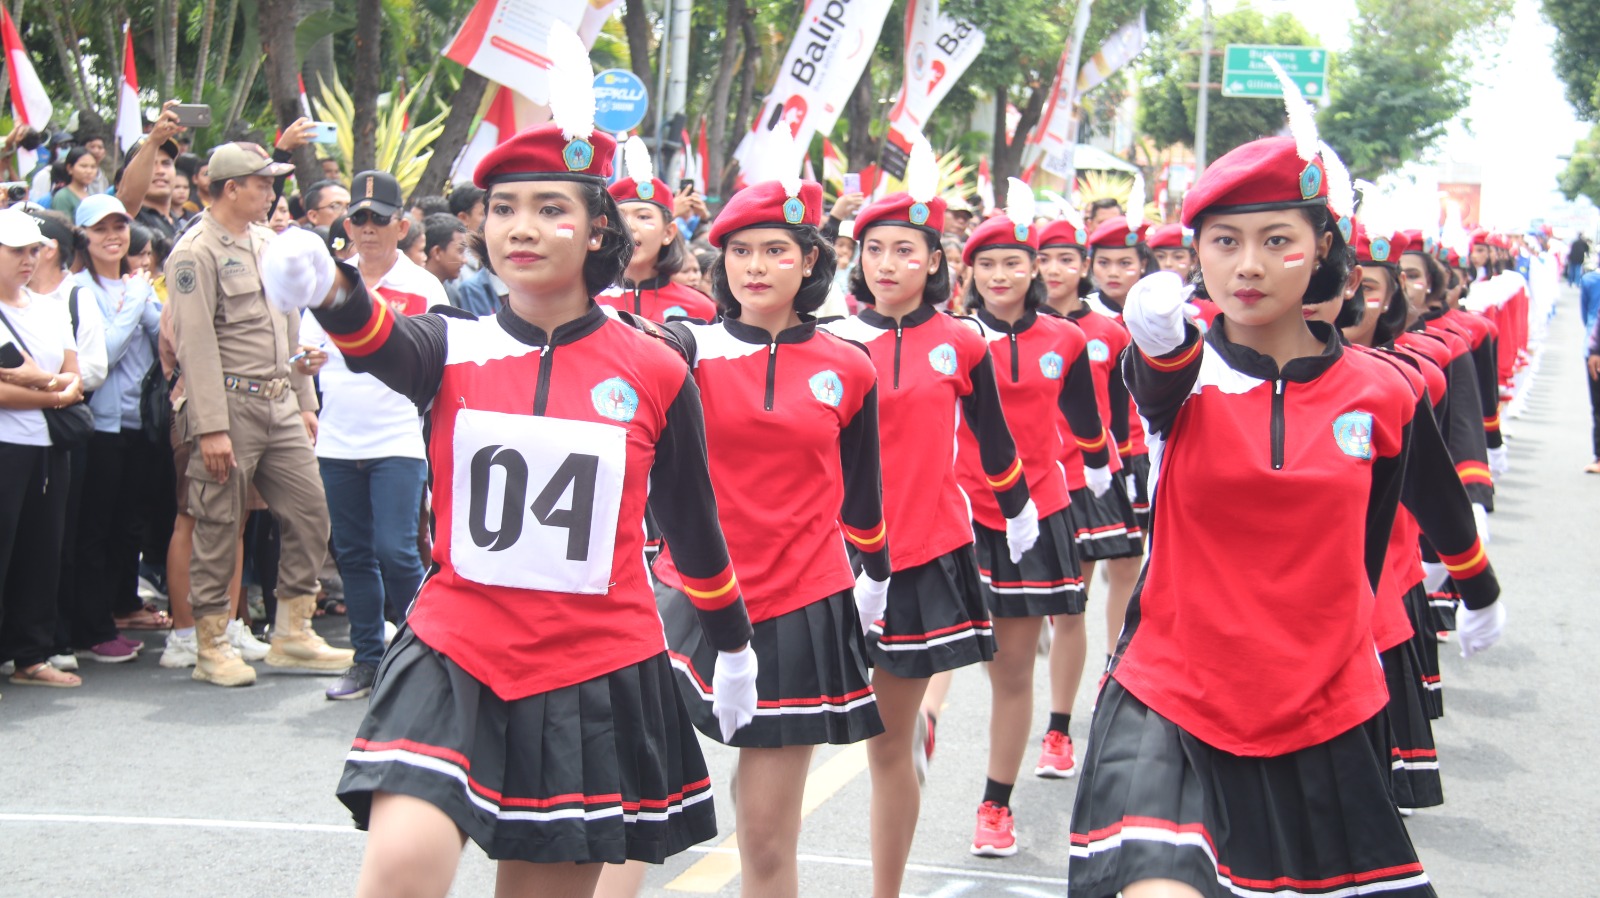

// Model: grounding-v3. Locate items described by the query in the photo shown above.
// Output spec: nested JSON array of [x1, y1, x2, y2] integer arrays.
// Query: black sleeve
[[1108, 353, 1131, 455], [1122, 323, 1204, 441], [1363, 415, 1412, 596], [310, 260, 448, 406], [1058, 349, 1110, 469], [1400, 394, 1500, 610], [959, 349, 1031, 518], [839, 382, 891, 581], [648, 371, 753, 651], [1442, 352, 1494, 509], [821, 216, 842, 242], [1469, 335, 1503, 449]]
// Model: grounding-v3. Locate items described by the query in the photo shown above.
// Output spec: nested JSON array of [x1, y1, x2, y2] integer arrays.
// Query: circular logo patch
[[1300, 163, 1323, 200], [1124, 233, 1138, 247], [809, 370, 844, 407], [591, 377, 639, 423], [174, 266, 197, 294], [1333, 410, 1374, 459], [1086, 338, 1110, 363], [909, 202, 930, 226], [1075, 227, 1088, 245], [928, 343, 958, 376], [1039, 351, 1064, 380], [564, 138, 595, 172], [637, 180, 655, 200], [1014, 222, 1030, 242]]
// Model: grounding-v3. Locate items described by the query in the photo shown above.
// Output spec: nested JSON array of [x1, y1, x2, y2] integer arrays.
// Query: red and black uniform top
[[1085, 216, 1158, 458], [1056, 306, 1131, 485], [1114, 320, 1418, 756], [655, 316, 891, 622], [1395, 323, 1494, 508], [956, 309, 1108, 529], [822, 305, 1030, 571], [1423, 307, 1502, 449], [597, 278, 718, 323], [1357, 345, 1499, 652]]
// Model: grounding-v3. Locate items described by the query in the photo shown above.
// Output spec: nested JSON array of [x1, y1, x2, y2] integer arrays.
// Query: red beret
[[1468, 228, 1490, 247], [474, 123, 616, 188], [853, 192, 946, 239], [962, 213, 1038, 266], [1445, 248, 1461, 267], [708, 179, 825, 248], [1145, 222, 1192, 249], [1087, 215, 1149, 249], [1352, 222, 1411, 265], [609, 177, 675, 212], [1037, 219, 1090, 250], [1180, 136, 1328, 228], [1399, 229, 1431, 255]]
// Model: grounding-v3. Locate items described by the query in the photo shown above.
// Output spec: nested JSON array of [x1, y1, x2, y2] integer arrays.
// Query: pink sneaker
[[82, 639, 139, 663], [970, 801, 1018, 857], [1034, 730, 1076, 778]]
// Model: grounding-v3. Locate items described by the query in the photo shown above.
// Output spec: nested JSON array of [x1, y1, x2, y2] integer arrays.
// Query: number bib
[[450, 409, 627, 594]]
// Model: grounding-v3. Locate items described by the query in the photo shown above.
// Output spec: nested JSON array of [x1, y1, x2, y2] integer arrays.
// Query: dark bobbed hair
[[712, 224, 836, 318], [1334, 248, 1364, 329], [1091, 241, 1160, 279], [1402, 249, 1448, 307], [477, 181, 632, 298], [960, 245, 1047, 312], [621, 202, 685, 279], [1190, 204, 1350, 305], [127, 222, 153, 258], [1367, 262, 1409, 345], [848, 225, 950, 308], [1039, 243, 1095, 299]]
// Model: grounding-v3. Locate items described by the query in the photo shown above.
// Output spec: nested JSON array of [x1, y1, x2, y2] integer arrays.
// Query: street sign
[[593, 69, 649, 134], [1221, 44, 1328, 99]]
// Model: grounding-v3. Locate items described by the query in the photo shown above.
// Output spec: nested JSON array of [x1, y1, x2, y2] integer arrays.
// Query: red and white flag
[[115, 24, 142, 152], [451, 84, 522, 184], [2, 8, 52, 129], [976, 156, 994, 211], [821, 137, 845, 191]]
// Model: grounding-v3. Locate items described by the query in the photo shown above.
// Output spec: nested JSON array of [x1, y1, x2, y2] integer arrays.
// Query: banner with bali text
[[880, 0, 985, 178]]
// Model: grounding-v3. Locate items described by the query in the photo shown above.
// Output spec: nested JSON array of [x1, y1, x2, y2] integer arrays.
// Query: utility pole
[[652, 0, 674, 169], [1058, 0, 1096, 193], [1194, 0, 1214, 176], [667, 0, 691, 122]]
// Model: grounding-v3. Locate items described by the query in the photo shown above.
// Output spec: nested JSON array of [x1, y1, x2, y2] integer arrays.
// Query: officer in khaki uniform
[[168, 143, 351, 686]]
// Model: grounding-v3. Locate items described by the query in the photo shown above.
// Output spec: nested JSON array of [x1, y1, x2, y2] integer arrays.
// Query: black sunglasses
[[349, 210, 393, 228]]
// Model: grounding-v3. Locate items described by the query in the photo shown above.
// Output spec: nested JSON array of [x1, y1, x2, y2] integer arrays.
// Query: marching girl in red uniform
[[1066, 74, 1505, 896], [648, 176, 891, 897], [822, 142, 1037, 898], [261, 28, 757, 898], [955, 180, 1111, 857], [596, 137, 717, 323]]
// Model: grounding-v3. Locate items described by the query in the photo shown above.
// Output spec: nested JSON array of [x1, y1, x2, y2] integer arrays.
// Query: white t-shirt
[[300, 253, 446, 460], [0, 292, 77, 446]]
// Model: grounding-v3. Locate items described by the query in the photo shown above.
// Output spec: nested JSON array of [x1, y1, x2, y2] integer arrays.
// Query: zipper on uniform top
[[764, 342, 778, 411], [1270, 378, 1286, 470], [893, 323, 904, 389], [633, 286, 643, 316], [1009, 333, 1020, 382], [534, 344, 554, 415]]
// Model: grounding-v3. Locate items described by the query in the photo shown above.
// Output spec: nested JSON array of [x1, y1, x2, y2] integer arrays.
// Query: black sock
[[983, 778, 1014, 809], [1048, 712, 1072, 735]]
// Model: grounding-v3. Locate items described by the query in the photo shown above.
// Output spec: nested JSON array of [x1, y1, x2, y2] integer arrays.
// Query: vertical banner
[[577, 0, 622, 46], [1076, 11, 1146, 96], [731, 0, 895, 185], [1028, 38, 1079, 178], [444, 0, 587, 105], [880, 0, 985, 178]]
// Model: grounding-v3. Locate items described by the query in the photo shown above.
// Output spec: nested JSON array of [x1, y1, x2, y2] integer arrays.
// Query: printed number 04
[[467, 445, 599, 561]]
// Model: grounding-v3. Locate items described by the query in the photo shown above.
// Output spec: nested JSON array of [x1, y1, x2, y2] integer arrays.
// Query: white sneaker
[[159, 630, 198, 669], [49, 653, 80, 671], [227, 619, 271, 662], [0, 660, 12, 675]]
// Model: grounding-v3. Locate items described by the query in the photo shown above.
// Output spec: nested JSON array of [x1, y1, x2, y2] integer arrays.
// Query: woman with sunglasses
[[823, 151, 1036, 898], [263, 28, 757, 897], [956, 181, 1110, 859]]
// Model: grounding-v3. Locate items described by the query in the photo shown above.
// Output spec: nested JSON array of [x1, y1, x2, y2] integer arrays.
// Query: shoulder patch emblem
[[1039, 351, 1064, 380], [663, 305, 687, 320], [1085, 338, 1110, 362], [809, 370, 844, 407], [174, 264, 197, 294], [928, 342, 958, 376], [592, 377, 639, 423], [1333, 410, 1374, 459]]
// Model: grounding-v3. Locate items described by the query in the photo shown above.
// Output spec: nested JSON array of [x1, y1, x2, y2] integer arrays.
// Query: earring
[[803, 269, 812, 276]]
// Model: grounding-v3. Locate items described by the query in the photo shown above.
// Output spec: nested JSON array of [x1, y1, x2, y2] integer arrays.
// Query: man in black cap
[[115, 102, 187, 241]]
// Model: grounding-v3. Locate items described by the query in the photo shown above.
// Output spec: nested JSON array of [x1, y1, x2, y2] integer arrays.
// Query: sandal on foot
[[315, 597, 347, 617], [115, 606, 173, 630], [10, 663, 82, 687]]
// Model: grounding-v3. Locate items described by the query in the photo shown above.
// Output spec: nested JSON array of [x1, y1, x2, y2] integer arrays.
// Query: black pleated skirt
[[659, 586, 883, 748], [336, 628, 716, 864], [1380, 642, 1444, 810], [1067, 477, 1145, 561], [1123, 453, 1152, 534], [1403, 583, 1443, 719], [973, 507, 1087, 618], [868, 545, 995, 678], [1068, 678, 1437, 898]]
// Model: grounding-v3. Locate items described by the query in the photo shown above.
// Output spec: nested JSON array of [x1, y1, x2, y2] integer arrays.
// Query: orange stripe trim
[[1076, 430, 1108, 451], [1441, 541, 1487, 575], [843, 521, 887, 550], [1140, 340, 1202, 372], [986, 458, 1024, 490], [330, 299, 391, 353], [681, 571, 739, 602]]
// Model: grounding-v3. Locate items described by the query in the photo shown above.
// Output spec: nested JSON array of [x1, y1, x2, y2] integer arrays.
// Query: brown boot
[[193, 615, 257, 687], [267, 594, 355, 672]]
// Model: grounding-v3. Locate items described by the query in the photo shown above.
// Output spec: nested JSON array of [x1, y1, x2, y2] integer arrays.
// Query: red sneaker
[[970, 801, 1018, 857], [1034, 730, 1076, 778]]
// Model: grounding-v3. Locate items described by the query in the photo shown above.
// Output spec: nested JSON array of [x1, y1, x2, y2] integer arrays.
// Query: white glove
[[711, 647, 759, 742], [1084, 465, 1112, 498], [1471, 503, 1491, 545], [1421, 561, 1449, 593], [262, 225, 337, 314], [853, 570, 890, 635], [1126, 472, 1139, 503], [1122, 271, 1196, 357], [1487, 445, 1509, 476], [1458, 602, 1505, 658], [1005, 499, 1040, 564]]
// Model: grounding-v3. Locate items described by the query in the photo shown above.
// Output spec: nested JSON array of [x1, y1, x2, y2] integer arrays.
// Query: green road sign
[[1222, 44, 1329, 99]]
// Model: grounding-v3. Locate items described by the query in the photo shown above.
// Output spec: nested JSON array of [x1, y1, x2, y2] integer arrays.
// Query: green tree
[[1137, 6, 1317, 167], [1557, 123, 1600, 206], [1320, 0, 1510, 182], [1543, 0, 1600, 122]]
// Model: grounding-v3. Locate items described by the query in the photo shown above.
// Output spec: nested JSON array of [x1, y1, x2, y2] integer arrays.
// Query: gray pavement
[[2, 288, 1597, 897]]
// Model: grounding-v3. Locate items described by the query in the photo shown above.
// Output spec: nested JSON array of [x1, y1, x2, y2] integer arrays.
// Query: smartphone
[[171, 103, 213, 128], [309, 122, 340, 145], [843, 172, 861, 195], [0, 341, 22, 369], [678, 178, 695, 195]]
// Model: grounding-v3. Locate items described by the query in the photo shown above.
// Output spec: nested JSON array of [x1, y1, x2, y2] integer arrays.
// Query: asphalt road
[[3, 287, 1596, 897]]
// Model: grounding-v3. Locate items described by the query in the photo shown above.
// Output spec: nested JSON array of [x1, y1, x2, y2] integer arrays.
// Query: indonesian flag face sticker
[[906, 259, 922, 270], [1282, 252, 1306, 269], [555, 223, 576, 239], [777, 258, 797, 270]]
